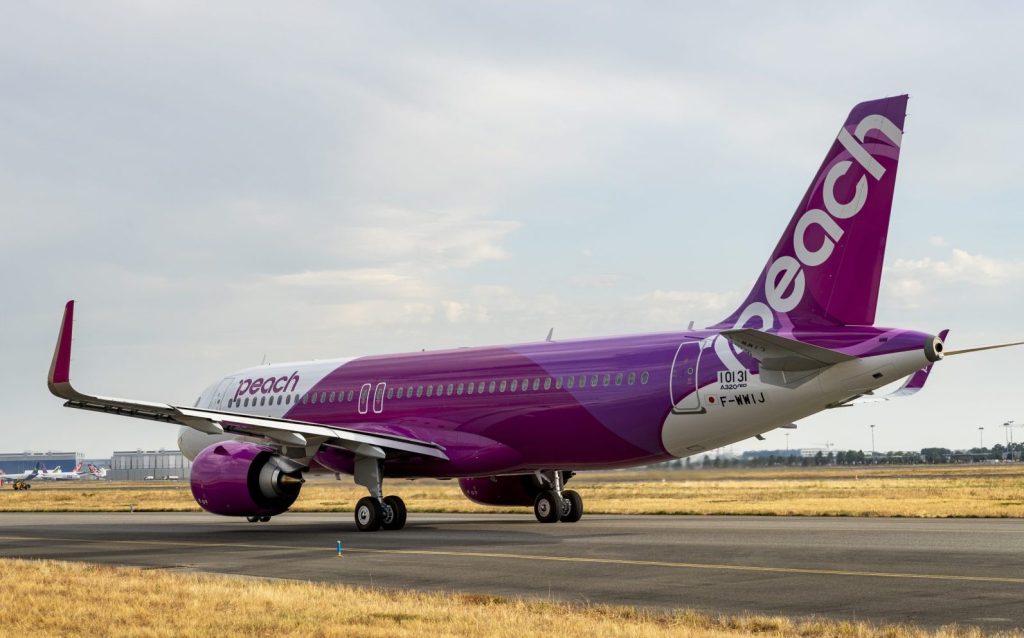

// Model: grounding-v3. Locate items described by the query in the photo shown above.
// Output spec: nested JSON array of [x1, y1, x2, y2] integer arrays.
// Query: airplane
[[37, 463, 85, 481], [1, 467, 40, 490], [47, 95, 1024, 531], [86, 464, 108, 479]]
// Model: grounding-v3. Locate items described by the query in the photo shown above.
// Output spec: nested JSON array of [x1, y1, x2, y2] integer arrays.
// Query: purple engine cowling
[[190, 440, 303, 517], [459, 473, 572, 506]]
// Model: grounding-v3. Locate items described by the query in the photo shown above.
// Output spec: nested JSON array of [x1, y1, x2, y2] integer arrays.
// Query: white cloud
[[885, 248, 1024, 309]]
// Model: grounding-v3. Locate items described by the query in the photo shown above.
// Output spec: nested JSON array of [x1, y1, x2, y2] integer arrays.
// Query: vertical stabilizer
[[713, 95, 908, 330]]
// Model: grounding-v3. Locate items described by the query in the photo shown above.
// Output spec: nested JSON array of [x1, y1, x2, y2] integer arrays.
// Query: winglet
[[48, 300, 75, 397]]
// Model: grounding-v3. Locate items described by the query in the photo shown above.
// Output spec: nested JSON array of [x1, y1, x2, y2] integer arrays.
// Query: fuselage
[[180, 325, 935, 478]]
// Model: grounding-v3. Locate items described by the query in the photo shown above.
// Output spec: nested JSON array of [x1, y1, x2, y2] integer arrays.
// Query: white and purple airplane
[[48, 96, 1022, 531]]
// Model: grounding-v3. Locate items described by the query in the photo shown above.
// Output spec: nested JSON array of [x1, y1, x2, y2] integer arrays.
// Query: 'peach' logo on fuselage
[[234, 372, 300, 400]]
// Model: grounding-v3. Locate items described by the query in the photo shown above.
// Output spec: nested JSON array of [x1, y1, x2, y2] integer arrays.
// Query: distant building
[[0, 451, 83, 474], [108, 449, 191, 481]]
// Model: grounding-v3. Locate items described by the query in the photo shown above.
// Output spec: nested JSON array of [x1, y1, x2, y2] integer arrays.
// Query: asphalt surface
[[1, 512, 1021, 630]]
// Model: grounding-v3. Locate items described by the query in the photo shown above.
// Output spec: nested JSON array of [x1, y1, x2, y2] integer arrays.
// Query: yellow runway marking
[[1, 534, 1022, 585]]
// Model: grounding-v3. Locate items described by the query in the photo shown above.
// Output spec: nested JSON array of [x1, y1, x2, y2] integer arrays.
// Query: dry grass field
[[0, 558, 1015, 638], [2, 464, 1022, 517]]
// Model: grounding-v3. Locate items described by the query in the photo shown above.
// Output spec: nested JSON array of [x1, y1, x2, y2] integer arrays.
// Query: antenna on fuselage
[[687, 321, 694, 331], [545, 328, 554, 342]]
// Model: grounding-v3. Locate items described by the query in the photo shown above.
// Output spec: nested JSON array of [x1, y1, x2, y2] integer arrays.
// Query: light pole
[[1005, 421, 1017, 461], [870, 424, 876, 463], [785, 432, 790, 452], [978, 426, 985, 448]]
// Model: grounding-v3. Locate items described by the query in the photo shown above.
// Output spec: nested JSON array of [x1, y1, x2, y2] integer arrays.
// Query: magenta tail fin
[[713, 95, 908, 330]]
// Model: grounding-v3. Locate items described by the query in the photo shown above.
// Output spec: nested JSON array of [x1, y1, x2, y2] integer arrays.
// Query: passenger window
[[566, 376, 574, 389], [510, 379, 518, 392], [244, 398, 249, 407], [615, 373, 623, 386], [407, 386, 413, 397], [533, 378, 540, 391], [426, 385, 434, 397], [445, 384, 453, 396], [320, 391, 326, 403], [590, 375, 599, 388], [478, 381, 485, 394], [262, 396, 268, 406], [285, 395, 291, 405], [329, 391, 336, 402], [387, 387, 394, 399], [373, 383, 385, 413], [397, 387, 404, 399], [456, 383, 464, 396], [555, 376, 562, 390], [437, 384, 444, 396], [603, 374, 610, 387], [544, 377, 552, 390], [466, 382, 474, 395], [416, 385, 424, 397], [489, 381, 497, 393], [277, 396, 283, 405], [628, 372, 636, 385], [579, 375, 587, 388], [641, 371, 650, 385], [522, 378, 530, 391], [347, 390, 354, 402]]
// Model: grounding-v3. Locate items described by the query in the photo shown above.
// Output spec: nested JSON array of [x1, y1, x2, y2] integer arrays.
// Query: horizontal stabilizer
[[721, 329, 856, 389]]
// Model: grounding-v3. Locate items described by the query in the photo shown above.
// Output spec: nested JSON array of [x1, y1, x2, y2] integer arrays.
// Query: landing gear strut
[[533, 470, 583, 524], [352, 455, 406, 532]]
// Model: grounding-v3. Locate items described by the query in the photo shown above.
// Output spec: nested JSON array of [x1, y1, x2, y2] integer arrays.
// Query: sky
[[2, 2, 1023, 458]]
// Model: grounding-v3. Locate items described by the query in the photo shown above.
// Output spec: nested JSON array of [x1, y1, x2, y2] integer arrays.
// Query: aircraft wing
[[720, 329, 856, 388], [47, 301, 448, 464]]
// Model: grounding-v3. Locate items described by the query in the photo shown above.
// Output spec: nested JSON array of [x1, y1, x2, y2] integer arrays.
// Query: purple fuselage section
[[275, 326, 931, 478]]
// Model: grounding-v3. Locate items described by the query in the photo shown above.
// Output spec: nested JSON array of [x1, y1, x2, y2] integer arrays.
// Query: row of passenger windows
[[227, 370, 651, 409]]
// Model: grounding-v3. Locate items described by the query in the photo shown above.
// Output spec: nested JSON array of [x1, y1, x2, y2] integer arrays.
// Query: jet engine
[[190, 440, 303, 517], [459, 473, 571, 506]]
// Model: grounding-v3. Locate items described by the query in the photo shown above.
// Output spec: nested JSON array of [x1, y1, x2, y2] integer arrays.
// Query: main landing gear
[[352, 455, 407, 532], [245, 515, 272, 523], [533, 470, 583, 524]]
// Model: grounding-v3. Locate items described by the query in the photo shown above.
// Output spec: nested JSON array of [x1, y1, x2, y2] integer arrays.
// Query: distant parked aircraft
[[1, 467, 40, 490], [86, 464, 108, 479], [48, 96, 1024, 531], [37, 463, 85, 481]]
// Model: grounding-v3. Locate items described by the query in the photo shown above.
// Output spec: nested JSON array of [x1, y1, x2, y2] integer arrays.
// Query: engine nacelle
[[190, 441, 303, 517], [460, 474, 570, 507]]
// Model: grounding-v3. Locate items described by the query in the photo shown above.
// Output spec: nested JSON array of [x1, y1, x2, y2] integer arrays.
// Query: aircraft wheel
[[559, 490, 583, 523], [533, 490, 562, 523], [355, 496, 382, 532], [246, 515, 259, 523], [382, 495, 407, 530], [259, 516, 271, 523]]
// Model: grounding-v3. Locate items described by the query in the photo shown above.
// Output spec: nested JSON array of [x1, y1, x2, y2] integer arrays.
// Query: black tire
[[560, 490, 583, 523], [354, 496, 382, 532], [533, 490, 562, 523], [246, 515, 259, 523], [382, 495, 407, 530], [259, 515, 271, 523]]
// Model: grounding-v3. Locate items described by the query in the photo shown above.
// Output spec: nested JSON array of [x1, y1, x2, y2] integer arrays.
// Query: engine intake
[[190, 441, 304, 517]]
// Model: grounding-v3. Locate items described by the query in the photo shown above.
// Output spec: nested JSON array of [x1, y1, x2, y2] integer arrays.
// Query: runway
[[1, 512, 1021, 630]]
